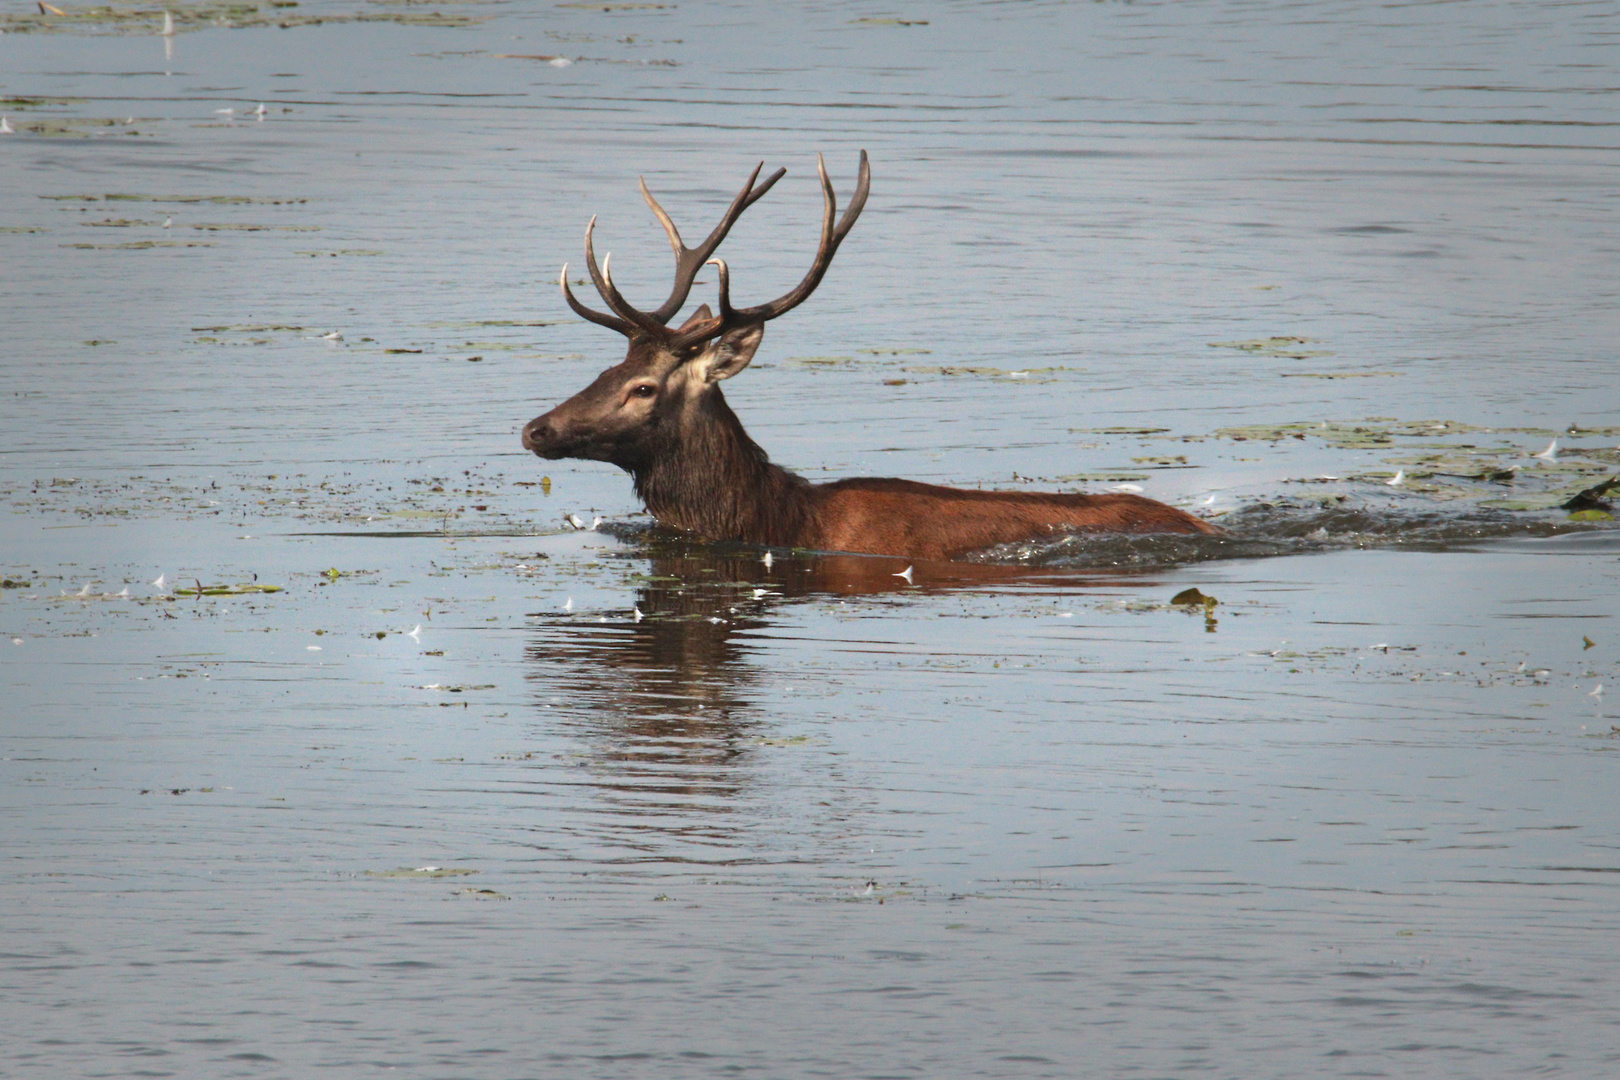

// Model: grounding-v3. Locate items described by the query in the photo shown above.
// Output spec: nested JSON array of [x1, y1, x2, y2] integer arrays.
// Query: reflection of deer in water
[[528, 542, 1095, 731], [522, 549, 769, 860], [529, 545, 880, 730], [523, 545, 872, 860], [523, 543, 1108, 862], [522, 153, 1220, 561]]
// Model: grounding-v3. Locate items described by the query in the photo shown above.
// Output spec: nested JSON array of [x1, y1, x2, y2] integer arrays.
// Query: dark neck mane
[[630, 387, 812, 546]]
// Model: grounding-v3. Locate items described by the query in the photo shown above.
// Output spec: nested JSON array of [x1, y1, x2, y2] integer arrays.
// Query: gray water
[[3, 1, 1619, 1076]]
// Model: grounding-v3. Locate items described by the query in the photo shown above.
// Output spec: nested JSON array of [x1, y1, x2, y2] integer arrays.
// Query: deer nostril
[[522, 419, 550, 451]]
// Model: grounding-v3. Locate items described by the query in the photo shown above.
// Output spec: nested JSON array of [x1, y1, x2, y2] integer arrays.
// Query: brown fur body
[[808, 479, 1217, 561]]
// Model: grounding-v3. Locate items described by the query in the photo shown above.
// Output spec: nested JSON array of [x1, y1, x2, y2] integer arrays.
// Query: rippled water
[[4, 2, 1619, 1076]]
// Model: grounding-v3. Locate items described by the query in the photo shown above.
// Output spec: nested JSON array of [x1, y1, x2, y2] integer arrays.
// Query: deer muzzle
[[521, 414, 567, 459]]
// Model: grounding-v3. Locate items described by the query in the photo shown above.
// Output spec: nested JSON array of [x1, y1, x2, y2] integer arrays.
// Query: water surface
[[3, 2, 1619, 1076]]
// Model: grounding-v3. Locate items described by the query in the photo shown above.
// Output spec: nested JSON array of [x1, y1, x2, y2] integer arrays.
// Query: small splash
[[964, 497, 1619, 570]]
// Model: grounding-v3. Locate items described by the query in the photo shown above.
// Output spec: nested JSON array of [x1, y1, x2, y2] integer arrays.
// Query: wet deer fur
[[522, 153, 1219, 561]]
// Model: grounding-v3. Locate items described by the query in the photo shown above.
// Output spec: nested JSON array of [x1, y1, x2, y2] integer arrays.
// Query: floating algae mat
[[0, 95, 82, 109], [172, 582, 283, 596], [6, 117, 145, 138], [43, 195, 311, 205], [1213, 418, 1499, 448], [64, 240, 218, 249], [365, 867, 480, 880], [1207, 418, 1620, 509], [0, 2, 492, 35], [904, 364, 1075, 380], [0, 466, 532, 531], [1208, 335, 1333, 360], [1212, 418, 1620, 447]]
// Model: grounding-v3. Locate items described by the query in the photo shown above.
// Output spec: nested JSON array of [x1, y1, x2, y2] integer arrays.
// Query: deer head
[[521, 152, 870, 473]]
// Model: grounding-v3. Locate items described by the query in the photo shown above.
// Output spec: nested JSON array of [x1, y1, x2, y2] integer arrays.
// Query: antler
[[711, 151, 870, 328], [560, 152, 871, 349], [640, 162, 785, 323], [559, 162, 784, 339]]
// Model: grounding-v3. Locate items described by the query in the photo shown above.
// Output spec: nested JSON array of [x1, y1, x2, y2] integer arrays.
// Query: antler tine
[[559, 261, 634, 336], [729, 150, 870, 325], [639, 176, 685, 258], [837, 148, 872, 238], [583, 218, 667, 337], [647, 162, 787, 324], [667, 258, 733, 350], [708, 258, 735, 320]]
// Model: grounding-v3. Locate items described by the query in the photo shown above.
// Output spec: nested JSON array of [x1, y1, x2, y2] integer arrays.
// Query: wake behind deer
[[522, 153, 1219, 561]]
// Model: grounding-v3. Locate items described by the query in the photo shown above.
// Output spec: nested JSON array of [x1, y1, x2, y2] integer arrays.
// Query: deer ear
[[674, 304, 714, 334], [696, 322, 763, 383]]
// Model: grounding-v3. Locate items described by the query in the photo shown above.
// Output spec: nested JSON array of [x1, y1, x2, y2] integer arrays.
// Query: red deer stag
[[521, 152, 1219, 561]]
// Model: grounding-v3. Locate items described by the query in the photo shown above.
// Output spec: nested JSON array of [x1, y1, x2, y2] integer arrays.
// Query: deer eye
[[631, 383, 657, 399]]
